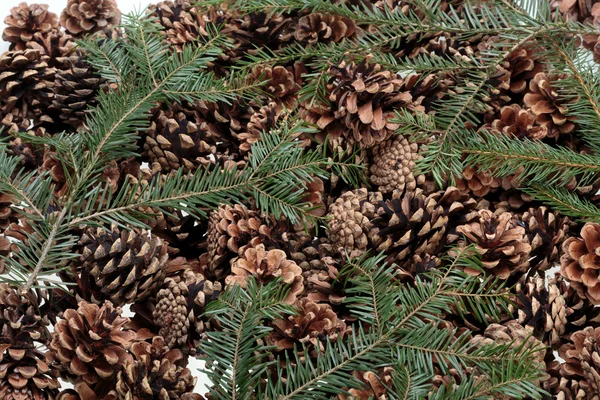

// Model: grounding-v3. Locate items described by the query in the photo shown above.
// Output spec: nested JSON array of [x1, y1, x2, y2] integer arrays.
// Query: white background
[[0, 0, 211, 394]]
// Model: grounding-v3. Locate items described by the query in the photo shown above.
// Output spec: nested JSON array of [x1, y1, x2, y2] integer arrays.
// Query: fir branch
[[524, 185, 600, 222]]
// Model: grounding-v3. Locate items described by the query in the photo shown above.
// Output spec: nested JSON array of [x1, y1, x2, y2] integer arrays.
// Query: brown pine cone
[[0, 48, 56, 132], [301, 59, 417, 149], [26, 29, 74, 61], [561, 222, 600, 305], [48, 300, 135, 385], [456, 209, 531, 279], [0, 284, 49, 347], [521, 206, 569, 273], [0, 347, 60, 400], [0, 194, 19, 235], [226, 243, 304, 303], [369, 136, 424, 194], [483, 104, 548, 140], [268, 298, 347, 359], [152, 278, 190, 349], [550, 0, 600, 24], [79, 224, 169, 306], [0, 237, 10, 274], [556, 274, 600, 339], [294, 13, 358, 45], [60, 0, 121, 37], [116, 336, 201, 400], [2, 3, 59, 51], [336, 368, 393, 400], [238, 101, 281, 154], [523, 72, 576, 137], [454, 166, 501, 197], [51, 53, 106, 129], [251, 65, 300, 108], [504, 44, 545, 94], [559, 326, 600, 396]]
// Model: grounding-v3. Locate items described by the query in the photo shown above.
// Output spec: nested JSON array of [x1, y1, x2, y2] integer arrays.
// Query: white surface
[[0, 0, 210, 395]]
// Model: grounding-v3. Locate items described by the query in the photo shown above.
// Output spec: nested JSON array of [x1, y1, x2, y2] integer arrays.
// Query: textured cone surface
[[238, 101, 281, 154], [116, 336, 201, 400], [80, 224, 169, 306], [559, 326, 600, 397], [561, 222, 600, 305], [484, 104, 547, 140], [369, 136, 424, 194], [0, 347, 60, 400], [455, 166, 501, 197], [521, 206, 569, 273], [250, 65, 300, 108], [336, 368, 393, 400], [2, 3, 59, 51], [48, 300, 135, 385], [0, 284, 47, 347], [25, 28, 74, 62], [152, 278, 190, 349], [0, 194, 19, 235], [294, 13, 358, 45], [60, 0, 121, 37], [456, 209, 531, 279]]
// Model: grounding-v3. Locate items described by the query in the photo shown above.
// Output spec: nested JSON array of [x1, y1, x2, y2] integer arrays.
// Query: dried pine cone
[[238, 101, 281, 154], [26, 29, 74, 61], [2, 3, 59, 50], [484, 104, 548, 140], [79, 224, 169, 306], [0, 194, 19, 234], [0, 237, 9, 274], [559, 326, 600, 396], [48, 301, 135, 385], [337, 368, 393, 400], [251, 65, 300, 108], [0, 347, 60, 400], [0, 284, 48, 347], [369, 136, 424, 194], [521, 206, 569, 273], [294, 13, 358, 45], [226, 243, 304, 303], [60, 0, 121, 37], [152, 278, 190, 349], [561, 222, 600, 305], [454, 166, 501, 197], [557, 274, 600, 338], [523, 72, 576, 137], [456, 209, 531, 279], [116, 336, 201, 400]]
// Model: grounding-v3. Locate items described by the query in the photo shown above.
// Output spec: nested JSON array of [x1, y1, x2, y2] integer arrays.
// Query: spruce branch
[[524, 185, 600, 222]]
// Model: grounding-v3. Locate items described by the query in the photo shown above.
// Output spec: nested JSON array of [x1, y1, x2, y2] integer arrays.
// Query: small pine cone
[[504, 44, 544, 94], [454, 166, 501, 197], [48, 300, 135, 385], [152, 278, 190, 349], [523, 72, 576, 137], [0, 284, 48, 347], [521, 206, 569, 273], [79, 224, 169, 306], [251, 65, 300, 108], [515, 275, 567, 347], [456, 209, 531, 279], [0, 49, 56, 130], [206, 204, 275, 280], [302, 59, 416, 149], [268, 298, 347, 358], [561, 222, 600, 304], [0, 347, 60, 400], [51, 53, 106, 129], [2, 3, 59, 51], [368, 136, 424, 194], [226, 244, 304, 303], [0, 194, 19, 234], [294, 13, 358, 45], [336, 368, 393, 400], [238, 101, 281, 154], [559, 327, 600, 395], [26, 28, 74, 61], [556, 274, 600, 339], [185, 270, 221, 349], [327, 189, 379, 258], [116, 336, 201, 400], [484, 104, 548, 140], [60, 0, 121, 37]]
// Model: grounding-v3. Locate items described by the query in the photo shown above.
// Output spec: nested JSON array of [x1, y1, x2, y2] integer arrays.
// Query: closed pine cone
[[226, 243, 304, 303], [559, 326, 600, 397], [2, 3, 59, 51], [456, 209, 531, 279], [116, 336, 202, 400], [60, 0, 121, 37], [48, 300, 135, 385], [521, 206, 569, 273], [561, 222, 600, 305], [523, 72, 576, 137], [152, 278, 190, 349], [0, 347, 60, 400], [454, 166, 501, 197], [294, 13, 358, 45], [484, 104, 548, 140], [369, 136, 424, 194], [301, 59, 416, 149], [79, 224, 169, 306]]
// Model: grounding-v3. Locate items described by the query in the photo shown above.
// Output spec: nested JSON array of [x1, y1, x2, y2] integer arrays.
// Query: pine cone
[[0, 347, 60, 400], [79, 224, 169, 306], [327, 189, 379, 257], [0, 49, 56, 132], [523, 72, 576, 137], [48, 300, 135, 385], [456, 209, 531, 279], [559, 326, 600, 396], [301, 59, 417, 149], [0, 237, 9, 274], [368, 136, 424, 194], [251, 65, 300, 108], [226, 243, 304, 303], [238, 101, 281, 154], [0, 284, 49, 347], [26, 29, 74, 61], [484, 104, 548, 140], [337, 368, 393, 400], [561, 222, 600, 305], [503, 43, 544, 94], [0, 194, 19, 235], [60, 0, 121, 37], [2, 3, 59, 51], [551, 0, 600, 24], [521, 206, 569, 273], [51, 53, 105, 129], [152, 278, 190, 349], [454, 166, 501, 197], [557, 274, 600, 338], [268, 298, 347, 358], [294, 13, 358, 45], [116, 336, 201, 400]]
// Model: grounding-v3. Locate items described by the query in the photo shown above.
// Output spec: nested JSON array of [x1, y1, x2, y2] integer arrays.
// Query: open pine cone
[[294, 13, 358, 45], [0, 347, 60, 400], [559, 326, 600, 397], [60, 0, 121, 37], [483, 104, 548, 140], [561, 222, 600, 305], [521, 206, 569, 273], [2, 3, 59, 51]]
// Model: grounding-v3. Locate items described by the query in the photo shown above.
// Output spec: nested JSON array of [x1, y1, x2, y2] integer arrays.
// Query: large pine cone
[[456, 209, 531, 280], [116, 336, 201, 400], [369, 136, 424, 194], [79, 224, 169, 306], [0, 347, 59, 400], [559, 326, 600, 397], [294, 13, 358, 45], [26, 29, 74, 62], [48, 300, 135, 385], [0, 49, 56, 133], [2, 3, 59, 51], [60, 0, 121, 37], [561, 222, 600, 305]]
